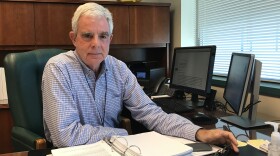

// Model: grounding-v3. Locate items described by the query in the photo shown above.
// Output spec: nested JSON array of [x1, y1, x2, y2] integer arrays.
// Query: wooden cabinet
[[106, 5, 130, 44], [0, 0, 171, 73], [34, 3, 131, 45], [0, 0, 171, 75], [129, 5, 170, 44], [34, 3, 77, 46], [0, 2, 35, 46], [0, 1, 170, 48]]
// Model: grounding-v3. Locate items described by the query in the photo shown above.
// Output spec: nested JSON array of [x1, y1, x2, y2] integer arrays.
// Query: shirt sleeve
[[122, 65, 202, 141], [42, 63, 128, 148]]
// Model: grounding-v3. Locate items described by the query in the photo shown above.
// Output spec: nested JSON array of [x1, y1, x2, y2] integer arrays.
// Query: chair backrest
[[4, 49, 65, 137]]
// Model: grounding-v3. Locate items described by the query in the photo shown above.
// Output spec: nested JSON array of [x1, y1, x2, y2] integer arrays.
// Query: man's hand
[[195, 129, 239, 152]]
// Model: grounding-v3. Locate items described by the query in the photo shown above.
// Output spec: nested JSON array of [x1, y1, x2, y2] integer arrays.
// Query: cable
[[223, 102, 235, 114], [242, 100, 261, 113], [236, 133, 250, 141], [215, 100, 227, 113], [216, 124, 234, 129]]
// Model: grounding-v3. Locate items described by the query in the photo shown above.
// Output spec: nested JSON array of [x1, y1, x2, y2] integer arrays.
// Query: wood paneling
[[35, 4, 133, 46], [0, 2, 35, 46], [129, 6, 170, 44], [106, 5, 130, 44], [34, 3, 77, 45], [0, 1, 170, 48]]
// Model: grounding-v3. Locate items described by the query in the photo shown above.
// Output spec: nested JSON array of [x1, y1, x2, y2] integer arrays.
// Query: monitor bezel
[[223, 53, 255, 116], [169, 45, 216, 96]]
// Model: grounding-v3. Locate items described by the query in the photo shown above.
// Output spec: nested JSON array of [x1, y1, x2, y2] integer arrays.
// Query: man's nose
[[91, 36, 100, 46]]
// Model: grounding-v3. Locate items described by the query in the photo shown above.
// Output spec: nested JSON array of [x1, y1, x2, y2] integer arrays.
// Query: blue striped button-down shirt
[[42, 50, 201, 147]]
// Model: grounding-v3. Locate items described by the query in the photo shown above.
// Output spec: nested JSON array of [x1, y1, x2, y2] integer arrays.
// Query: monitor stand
[[191, 89, 217, 111], [220, 115, 270, 130], [191, 94, 204, 107], [172, 89, 217, 110]]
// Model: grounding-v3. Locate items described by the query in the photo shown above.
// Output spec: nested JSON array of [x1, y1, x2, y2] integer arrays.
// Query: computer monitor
[[169, 45, 216, 108], [220, 53, 268, 129], [223, 53, 255, 116]]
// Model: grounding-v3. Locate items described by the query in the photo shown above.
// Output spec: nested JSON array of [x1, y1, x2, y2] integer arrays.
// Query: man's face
[[70, 15, 112, 71]]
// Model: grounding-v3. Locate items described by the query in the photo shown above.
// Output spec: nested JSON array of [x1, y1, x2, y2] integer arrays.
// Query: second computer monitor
[[169, 45, 216, 106], [223, 53, 255, 116], [220, 53, 269, 129]]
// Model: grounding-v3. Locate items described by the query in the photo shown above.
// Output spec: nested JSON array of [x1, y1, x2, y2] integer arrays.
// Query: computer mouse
[[190, 112, 218, 125]]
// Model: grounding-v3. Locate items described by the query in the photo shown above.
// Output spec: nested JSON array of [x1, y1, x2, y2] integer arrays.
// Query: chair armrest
[[120, 116, 132, 135], [12, 126, 47, 150]]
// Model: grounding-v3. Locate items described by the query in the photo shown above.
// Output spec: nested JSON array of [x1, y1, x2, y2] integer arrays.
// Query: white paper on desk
[[0, 68, 8, 100], [51, 140, 119, 156], [151, 95, 170, 99], [122, 131, 193, 156], [166, 135, 221, 156], [247, 139, 269, 153]]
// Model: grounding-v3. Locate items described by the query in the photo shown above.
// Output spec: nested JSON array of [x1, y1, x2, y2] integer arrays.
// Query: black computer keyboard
[[153, 97, 194, 114]]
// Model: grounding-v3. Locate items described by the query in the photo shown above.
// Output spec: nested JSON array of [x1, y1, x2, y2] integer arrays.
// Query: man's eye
[[81, 33, 93, 39], [100, 34, 109, 39]]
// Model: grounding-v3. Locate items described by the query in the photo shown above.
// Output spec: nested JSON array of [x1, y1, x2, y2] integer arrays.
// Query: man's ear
[[69, 31, 77, 46], [110, 34, 113, 42]]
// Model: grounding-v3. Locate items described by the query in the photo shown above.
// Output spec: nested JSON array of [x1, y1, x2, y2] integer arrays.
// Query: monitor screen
[[223, 53, 255, 116], [170, 46, 216, 96]]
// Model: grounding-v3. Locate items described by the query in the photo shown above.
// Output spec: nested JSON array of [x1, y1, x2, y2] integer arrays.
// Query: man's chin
[[87, 54, 102, 60]]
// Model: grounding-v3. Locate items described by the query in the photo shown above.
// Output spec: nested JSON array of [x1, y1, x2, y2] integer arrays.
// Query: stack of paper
[[0, 67, 8, 100], [51, 131, 193, 156], [120, 131, 193, 156], [247, 139, 270, 153], [51, 140, 119, 156]]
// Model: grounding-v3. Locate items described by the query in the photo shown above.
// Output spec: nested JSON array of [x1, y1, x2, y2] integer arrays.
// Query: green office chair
[[4, 49, 132, 152], [4, 49, 66, 151]]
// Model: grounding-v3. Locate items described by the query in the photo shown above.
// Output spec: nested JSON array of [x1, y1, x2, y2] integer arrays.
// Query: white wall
[[170, 0, 196, 48], [181, 0, 196, 47]]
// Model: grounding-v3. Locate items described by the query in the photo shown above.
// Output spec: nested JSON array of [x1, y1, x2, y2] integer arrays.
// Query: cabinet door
[[106, 5, 130, 44], [34, 3, 77, 45], [0, 2, 35, 46], [129, 6, 170, 44]]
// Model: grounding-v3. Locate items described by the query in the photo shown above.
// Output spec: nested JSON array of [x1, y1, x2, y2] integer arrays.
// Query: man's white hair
[[71, 3, 113, 35]]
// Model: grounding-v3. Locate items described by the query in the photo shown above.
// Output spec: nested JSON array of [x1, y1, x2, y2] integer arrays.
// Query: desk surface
[[0, 108, 272, 156], [191, 108, 273, 138], [0, 102, 13, 154], [0, 151, 27, 156]]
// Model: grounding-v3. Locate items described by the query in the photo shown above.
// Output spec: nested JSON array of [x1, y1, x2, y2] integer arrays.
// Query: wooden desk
[[0, 100, 14, 154], [0, 151, 27, 156], [0, 107, 272, 156]]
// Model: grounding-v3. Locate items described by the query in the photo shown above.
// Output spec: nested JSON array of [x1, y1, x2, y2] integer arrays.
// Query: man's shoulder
[[106, 55, 128, 71], [47, 50, 77, 66]]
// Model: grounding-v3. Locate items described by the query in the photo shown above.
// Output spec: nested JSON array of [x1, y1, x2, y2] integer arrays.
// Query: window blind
[[197, 0, 280, 83]]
